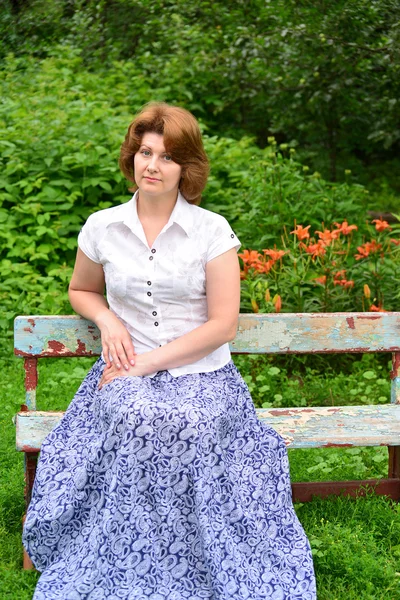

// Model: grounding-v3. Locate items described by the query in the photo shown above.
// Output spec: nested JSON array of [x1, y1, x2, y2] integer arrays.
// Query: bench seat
[[16, 404, 400, 452]]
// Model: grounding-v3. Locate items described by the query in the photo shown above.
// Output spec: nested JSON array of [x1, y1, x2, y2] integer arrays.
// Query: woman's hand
[[98, 353, 154, 389], [96, 311, 136, 371], [69, 249, 136, 371]]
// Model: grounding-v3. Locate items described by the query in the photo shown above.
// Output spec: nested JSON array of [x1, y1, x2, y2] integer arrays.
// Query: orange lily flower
[[334, 278, 354, 288], [355, 240, 382, 260], [372, 218, 391, 232], [370, 304, 387, 312], [254, 259, 275, 274], [300, 241, 326, 259], [333, 270, 346, 280], [291, 225, 311, 240], [314, 275, 327, 285], [263, 249, 287, 261], [390, 239, 400, 246], [343, 280, 354, 288], [334, 221, 358, 235], [238, 249, 261, 266], [315, 229, 340, 247]]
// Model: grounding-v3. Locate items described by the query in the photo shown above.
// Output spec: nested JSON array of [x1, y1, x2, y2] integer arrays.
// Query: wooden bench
[[14, 313, 400, 568]]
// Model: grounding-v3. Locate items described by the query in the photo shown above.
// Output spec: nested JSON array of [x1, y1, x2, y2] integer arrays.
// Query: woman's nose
[[147, 155, 159, 171]]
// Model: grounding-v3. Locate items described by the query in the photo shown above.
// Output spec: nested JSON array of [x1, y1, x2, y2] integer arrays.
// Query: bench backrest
[[14, 313, 400, 409]]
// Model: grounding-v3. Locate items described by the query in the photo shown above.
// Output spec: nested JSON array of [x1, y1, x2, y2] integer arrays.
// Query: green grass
[[1, 354, 399, 598]]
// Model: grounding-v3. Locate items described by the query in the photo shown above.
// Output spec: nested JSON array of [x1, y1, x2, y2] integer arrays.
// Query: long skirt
[[23, 358, 316, 600]]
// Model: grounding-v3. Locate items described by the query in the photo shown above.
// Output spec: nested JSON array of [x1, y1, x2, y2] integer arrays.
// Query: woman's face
[[134, 132, 182, 199]]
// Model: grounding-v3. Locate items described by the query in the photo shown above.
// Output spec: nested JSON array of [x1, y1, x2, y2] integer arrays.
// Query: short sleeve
[[78, 214, 103, 264], [206, 216, 241, 263]]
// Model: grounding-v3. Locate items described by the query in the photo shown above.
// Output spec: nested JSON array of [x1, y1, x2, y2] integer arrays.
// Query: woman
[[23, 103, 316, 599]]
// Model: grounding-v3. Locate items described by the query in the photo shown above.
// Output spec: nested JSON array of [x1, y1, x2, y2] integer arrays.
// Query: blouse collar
[[107, 190, 193, 239]]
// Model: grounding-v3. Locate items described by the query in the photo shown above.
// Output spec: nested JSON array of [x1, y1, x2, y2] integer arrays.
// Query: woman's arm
[[99, 247, 240, 386], [69, 249, 136, 370]]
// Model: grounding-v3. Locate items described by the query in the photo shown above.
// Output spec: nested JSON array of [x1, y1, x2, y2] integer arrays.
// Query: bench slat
[[14, 313, 400, 357], [16, 405, 400, 451]]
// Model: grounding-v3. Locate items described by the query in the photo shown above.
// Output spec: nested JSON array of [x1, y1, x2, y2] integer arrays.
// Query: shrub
[[0, 50, 394, 342]]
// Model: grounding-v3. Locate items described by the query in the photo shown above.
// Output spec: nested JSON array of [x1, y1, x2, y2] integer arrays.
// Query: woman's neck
[[136, 191, 178, 222]]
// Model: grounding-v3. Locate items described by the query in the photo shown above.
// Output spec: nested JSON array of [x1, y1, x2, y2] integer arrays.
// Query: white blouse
[[78, 191, 241, 376]]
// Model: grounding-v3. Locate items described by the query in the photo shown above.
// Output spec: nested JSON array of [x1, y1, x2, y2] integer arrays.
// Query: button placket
[[146, 249, 156, 302], [147, 248, 160, 330]]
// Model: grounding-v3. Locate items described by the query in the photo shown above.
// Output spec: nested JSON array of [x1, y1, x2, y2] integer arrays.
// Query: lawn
[[1, 353, 399, 599]]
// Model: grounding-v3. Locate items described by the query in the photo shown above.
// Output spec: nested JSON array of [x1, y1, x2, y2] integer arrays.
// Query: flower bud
[[265, 289, 271, 302], [273, 294, 282, 313], [251, 299, 259, 313], [363, 284, 371, 298]]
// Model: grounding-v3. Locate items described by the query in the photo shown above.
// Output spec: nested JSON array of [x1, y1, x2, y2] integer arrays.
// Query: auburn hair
[[119, 102, 209, 205]]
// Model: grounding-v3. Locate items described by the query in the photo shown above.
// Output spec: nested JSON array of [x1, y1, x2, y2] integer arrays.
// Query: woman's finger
[[102, 342, 111, 368], [123, 338, 136, 367], [114, 342, 130, 370], [107, 343, 121, 370]]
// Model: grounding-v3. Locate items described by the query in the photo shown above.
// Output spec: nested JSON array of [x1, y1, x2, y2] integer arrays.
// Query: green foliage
[[233, 353, 392, 410], [1, 51, 388, 339], [298, 495, 400, 599], [205, 137, 372, 248], [2, 0, 400, 188]]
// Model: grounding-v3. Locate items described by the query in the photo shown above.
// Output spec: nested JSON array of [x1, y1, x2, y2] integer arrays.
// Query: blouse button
[[149, 256, 154, 261], [147, 291, 152, 297], [231, 233, 234, 238], [154, 321, 159, 326], [152, 311, 157, 316], [147, 281, 151, 286], [151, 249, 156, 254]]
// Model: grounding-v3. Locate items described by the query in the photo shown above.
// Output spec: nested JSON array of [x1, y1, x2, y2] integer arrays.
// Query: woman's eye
[[141, 150, 151, 156], [164, 155, 172, 162]]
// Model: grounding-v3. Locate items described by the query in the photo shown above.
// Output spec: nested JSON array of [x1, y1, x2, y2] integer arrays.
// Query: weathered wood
[[389, 446, 400, 480], [291, 478, 400, 502], [23, 358, 38, 411], [16, 412, 63, 452], [14, 316, 102, 357], [24, 453, 38, 507], [16, 405, 400, 452], [14, 313, 400, 357], [391, 352, 400, 405]]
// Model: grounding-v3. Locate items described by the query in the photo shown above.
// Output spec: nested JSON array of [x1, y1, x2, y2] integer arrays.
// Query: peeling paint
[[47, 339, 68, 354], [76, 339, 87, 354], [346, 316, 355, 330], [323, 442, 354, 448], [14, 316, 102, 357], [391, 352, 400, 379], [24, 358, 37, 391]]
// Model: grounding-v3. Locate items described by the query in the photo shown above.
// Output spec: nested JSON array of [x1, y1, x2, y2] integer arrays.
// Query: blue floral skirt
[[24, 359, 316, 600]]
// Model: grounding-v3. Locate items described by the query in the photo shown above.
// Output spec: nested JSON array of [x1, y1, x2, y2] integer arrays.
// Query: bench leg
[[388, 445, 400, 480], [24, 453, 38, 508]]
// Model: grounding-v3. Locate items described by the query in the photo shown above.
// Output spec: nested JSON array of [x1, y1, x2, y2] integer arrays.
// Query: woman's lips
[[144, 176, 160, 182]]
